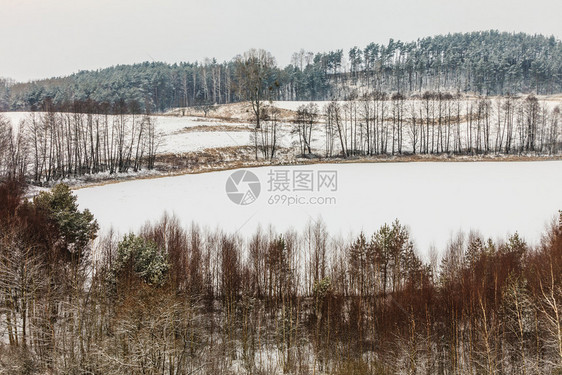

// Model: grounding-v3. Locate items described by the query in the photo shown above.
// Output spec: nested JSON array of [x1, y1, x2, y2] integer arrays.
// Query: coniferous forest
[[1, 31, 562, 112]]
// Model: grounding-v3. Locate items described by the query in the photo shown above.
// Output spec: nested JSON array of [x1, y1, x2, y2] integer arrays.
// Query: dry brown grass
[[173, 124, 250, 133], [72, 147, 562, 190], [165, 101, 298, 122]]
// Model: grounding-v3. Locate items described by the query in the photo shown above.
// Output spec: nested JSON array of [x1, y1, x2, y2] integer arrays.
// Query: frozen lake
[[74, 161, 562, 257]]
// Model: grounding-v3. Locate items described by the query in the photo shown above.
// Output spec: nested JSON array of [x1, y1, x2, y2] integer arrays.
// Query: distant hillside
[[1, 30, 561, 112]]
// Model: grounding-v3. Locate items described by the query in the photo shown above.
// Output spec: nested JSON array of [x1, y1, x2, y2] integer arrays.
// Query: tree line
[[253, 92, 561, 161], [0, 180, 561, 374], [2, 31, 562, 113], [0, 99, 160, 184], [1, 92, 560, 184]]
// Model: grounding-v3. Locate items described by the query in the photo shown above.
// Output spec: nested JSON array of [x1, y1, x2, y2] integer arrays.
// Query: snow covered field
[[4, 93, 561, 158], [75, 161, 562, 258], [272, 101, 332, 112], [2, 111, 253, 154], [159, 128, 251, 153]]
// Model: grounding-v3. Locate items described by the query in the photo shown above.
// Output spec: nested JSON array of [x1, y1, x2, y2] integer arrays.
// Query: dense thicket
[[0, 181, 561, 374], [3, 31, 562, 112]]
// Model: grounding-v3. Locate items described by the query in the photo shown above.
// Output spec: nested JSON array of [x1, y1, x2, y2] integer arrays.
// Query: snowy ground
[[271, 101, 332, 112], [4, 92, 561, 158], [160, 128, 251, 153], [1, 111, 253, 154], [74, 161, 562, 259], [272, 96, 562, 112], [5, 110, 560, 255]]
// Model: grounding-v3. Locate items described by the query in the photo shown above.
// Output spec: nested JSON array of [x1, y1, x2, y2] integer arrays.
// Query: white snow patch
[[1, 112, 252, 154], [271, 101, 333, 112], [160, 130, 252, 153], [74, 161, 562, 258]]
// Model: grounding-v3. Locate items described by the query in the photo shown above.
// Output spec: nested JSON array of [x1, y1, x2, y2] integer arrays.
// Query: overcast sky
[[1, 0, 561, 82]]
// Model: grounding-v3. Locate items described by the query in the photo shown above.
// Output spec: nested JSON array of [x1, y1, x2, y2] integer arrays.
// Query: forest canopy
[[1, 30, 561, 112]]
